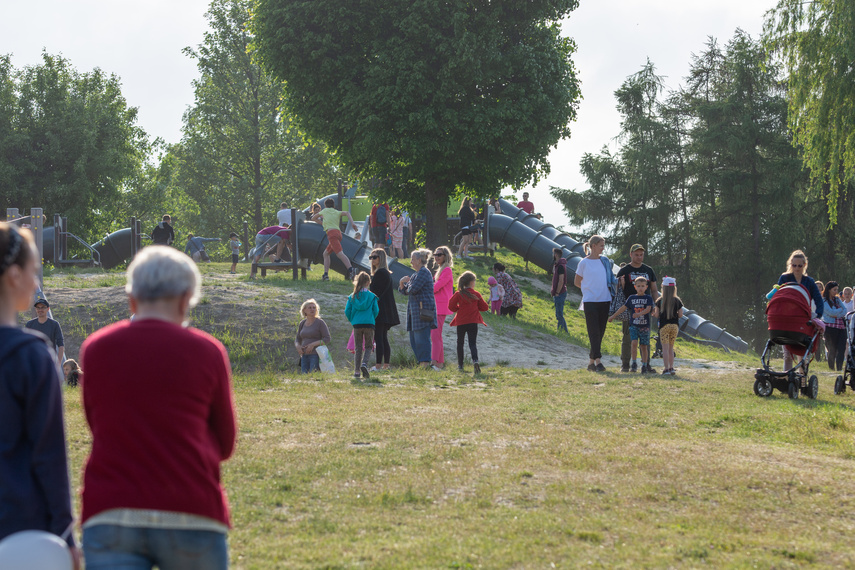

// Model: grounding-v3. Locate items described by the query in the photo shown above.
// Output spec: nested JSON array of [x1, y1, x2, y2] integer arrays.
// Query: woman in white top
[[573, 235, 614, 372]]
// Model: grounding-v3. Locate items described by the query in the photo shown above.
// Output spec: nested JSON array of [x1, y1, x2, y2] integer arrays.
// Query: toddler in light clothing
[[488, 276, 505, 315]]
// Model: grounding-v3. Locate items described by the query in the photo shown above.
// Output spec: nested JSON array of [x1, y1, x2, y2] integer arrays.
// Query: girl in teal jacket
[[346, 272, 380, 379]]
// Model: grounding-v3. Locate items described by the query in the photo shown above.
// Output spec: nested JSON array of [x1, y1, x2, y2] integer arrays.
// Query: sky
[[1, 0, 771, 229]]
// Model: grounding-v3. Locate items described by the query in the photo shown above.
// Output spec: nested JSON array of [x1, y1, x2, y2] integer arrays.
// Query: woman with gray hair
[[399, 248, 438, 369], [80, 246, 237, 569]]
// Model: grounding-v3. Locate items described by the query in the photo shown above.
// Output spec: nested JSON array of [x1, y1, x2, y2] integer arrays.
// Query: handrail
[[63, 232, 101, 266]]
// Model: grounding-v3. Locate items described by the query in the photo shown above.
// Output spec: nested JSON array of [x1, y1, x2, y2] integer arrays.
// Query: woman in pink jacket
[[432, 245, 455, 368]]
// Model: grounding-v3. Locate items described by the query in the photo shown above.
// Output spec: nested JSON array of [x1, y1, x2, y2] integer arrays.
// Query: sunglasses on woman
[[369, 255, 378, 259], [434, 252, 445, 257]]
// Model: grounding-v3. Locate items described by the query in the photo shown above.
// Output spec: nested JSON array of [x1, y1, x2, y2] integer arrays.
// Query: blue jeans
[[301, 354, 320, 374], [409, 327, 432, 363], [83, 525, 228, 570], [554, 291, 568, 332]]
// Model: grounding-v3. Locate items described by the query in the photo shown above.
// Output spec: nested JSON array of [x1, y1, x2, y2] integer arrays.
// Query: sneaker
[[630, 362, 638, 373], [361, 363, 370, 379], [640, 364, 648, 374], [587, 363, 597, 372], [431, 365, 442, 372], [661, 369, 670, 376], [322, 273, 329, 281], [621, 366, 629, 373], [669, 368, 677, 375], [458, 366, 465, 372], [370, 366, 378, 372], [473, 362, 481, 374], [353, 373, 361, 379], [595, 363, 606, 372], [229, 271, 236, 274], [646, 365, 657, 374]]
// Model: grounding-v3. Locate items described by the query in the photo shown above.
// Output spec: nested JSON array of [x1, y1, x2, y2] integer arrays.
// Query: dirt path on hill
[[43, 271, 751, 374]]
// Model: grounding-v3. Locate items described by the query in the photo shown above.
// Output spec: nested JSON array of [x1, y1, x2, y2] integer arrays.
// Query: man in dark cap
[[25, 298, 65, 365]]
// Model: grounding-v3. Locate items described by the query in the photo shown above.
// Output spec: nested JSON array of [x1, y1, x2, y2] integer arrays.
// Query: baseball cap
[[34, 298, 49, 308], [662, 276, 676, 287], [630, 244, 645, 253]]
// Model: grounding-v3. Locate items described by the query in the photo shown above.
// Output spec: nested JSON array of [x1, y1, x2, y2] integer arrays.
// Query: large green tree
[[1, 52, 148, 238], [253, 0, 581, 246], [174, 0, 340, 235], [764, 0, 855, 223]]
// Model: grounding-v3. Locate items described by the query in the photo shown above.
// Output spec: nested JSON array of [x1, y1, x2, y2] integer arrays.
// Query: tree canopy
[[253, 0, 581, 246], [551, 31, 855, 348], [172, 0, 340, 235], [763, 0, 855, 223], [0, 52, 148, 238]]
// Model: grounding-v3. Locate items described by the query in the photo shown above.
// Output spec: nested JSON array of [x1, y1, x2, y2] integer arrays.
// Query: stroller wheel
[[788, 382, 799, 400], [807, 375, 819, 399], [835, 375, 845, 395], [753, 377, 773, 397]]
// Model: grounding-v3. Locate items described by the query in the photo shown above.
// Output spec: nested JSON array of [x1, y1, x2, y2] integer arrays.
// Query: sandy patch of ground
[[42, 272, 749, 373]]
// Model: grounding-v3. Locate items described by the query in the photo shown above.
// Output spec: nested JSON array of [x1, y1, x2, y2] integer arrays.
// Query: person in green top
[[312, 198, 358, 281]]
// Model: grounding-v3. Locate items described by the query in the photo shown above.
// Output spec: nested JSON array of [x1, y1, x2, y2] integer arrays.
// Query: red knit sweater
[[448, 289, 489, 326], [79, 319, 237, 526]]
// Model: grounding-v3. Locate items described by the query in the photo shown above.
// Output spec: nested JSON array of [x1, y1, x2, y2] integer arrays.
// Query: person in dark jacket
[[369, 248, 400, 370], [778, 250, 824, 370], [0, 222, 79, 566], [150, 214, 175, 246]]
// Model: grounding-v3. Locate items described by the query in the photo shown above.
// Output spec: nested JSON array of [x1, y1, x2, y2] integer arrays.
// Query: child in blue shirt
[[608, 276, 656, 373]]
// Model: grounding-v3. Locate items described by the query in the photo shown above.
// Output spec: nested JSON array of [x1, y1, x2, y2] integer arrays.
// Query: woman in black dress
[[370, 248, 401, 370]]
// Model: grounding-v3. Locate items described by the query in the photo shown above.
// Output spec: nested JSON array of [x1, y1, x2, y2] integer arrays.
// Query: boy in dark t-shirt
[[608, 276, 655, 373]]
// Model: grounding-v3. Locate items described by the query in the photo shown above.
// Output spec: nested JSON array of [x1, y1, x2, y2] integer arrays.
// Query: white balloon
[[0, 530, 72, 570]]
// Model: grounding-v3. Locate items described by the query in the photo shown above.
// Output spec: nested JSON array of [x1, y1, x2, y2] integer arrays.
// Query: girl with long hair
[[345, 271, 379, 380], [655, 277, 683, 375], [448, 271, 489, 373]]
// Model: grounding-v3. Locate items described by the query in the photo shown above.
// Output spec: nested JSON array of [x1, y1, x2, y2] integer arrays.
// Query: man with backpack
[[370, 202, 390, 252], [150, 214, 174, 246]]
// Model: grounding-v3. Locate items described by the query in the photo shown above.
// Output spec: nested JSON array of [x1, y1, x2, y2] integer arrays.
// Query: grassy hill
[[41, 254, 855, 567]]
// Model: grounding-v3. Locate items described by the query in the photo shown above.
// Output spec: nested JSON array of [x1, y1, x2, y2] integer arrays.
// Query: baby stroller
[[754, 282, 821, 399], [834, 311, 855, 395]]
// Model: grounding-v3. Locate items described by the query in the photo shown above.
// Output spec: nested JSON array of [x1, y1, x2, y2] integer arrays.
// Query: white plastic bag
[[316, 345, 336, 373]]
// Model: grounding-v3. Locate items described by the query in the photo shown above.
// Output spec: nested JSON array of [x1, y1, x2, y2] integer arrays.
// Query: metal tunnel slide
[[488, 199, 749, 353], [42, 226, 135, 271]]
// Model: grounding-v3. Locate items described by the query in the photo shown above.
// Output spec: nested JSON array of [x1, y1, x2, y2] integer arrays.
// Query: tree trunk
[[423, 179, 449, 250]]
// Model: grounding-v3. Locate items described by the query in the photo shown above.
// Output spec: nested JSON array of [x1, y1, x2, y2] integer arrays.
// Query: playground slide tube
[[294, 219, 414, 286], [90, 228, 135, 270], [489, 201, 749, 353], [42, 226, 132, 270]]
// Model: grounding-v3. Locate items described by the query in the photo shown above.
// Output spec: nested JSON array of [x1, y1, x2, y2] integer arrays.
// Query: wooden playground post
[[242, 221, 249, 261]]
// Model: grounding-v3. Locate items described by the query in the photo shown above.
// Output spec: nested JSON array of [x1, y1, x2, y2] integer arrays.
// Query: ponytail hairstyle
[[457, 271, 478, 300], [352, 271, 371, 298], [583, 235, 605, 256], [0, 223, 34, 284]]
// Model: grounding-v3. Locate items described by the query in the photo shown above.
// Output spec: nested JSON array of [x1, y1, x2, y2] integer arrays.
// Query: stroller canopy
[[766, 282, 816, 346]]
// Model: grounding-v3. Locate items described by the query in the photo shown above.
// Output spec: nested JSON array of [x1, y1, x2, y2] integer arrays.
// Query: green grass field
[[62, 365, 855, 568], [45, 256, 855, 567]]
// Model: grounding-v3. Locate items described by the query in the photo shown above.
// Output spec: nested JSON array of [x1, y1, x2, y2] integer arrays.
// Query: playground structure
[[7, 199, 748, 352], [484, 199, 750, 353]]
